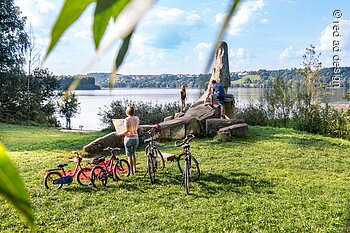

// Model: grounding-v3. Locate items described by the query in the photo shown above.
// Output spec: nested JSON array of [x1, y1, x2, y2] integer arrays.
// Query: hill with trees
[[82, 67, 350, 89]]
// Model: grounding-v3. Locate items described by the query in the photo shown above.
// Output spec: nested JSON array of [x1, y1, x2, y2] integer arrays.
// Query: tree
[[0, 0, 29, 73], [27, 68, 59, 123], [297, 44, 323, 107], [0, 0, 29, 122], [57, 92, 80, 117]]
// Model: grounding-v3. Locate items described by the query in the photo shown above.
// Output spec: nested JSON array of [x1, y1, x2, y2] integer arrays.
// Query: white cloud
[[260, 18, 268, 24], [216, 0, 266, 36], [193, 42, 212, 60], [147, 6, 202, 27], [229, 48, 256, 70], [279, 46, 303, 61], [74, 29, 91, 40], [15, 0, 58, 26], [36, 0, 55, 13], [318, 19, 350, 52]]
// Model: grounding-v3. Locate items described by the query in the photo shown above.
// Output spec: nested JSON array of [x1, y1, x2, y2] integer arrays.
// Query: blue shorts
[[124, 138, 139, 157], [211, 93, 225, 105]]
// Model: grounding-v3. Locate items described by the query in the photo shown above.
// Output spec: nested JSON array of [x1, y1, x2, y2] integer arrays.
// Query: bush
[[236, 102, 269, 126], [98, 99, 181, 129]]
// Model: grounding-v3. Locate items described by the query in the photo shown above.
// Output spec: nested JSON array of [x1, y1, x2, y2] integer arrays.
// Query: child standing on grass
[[116, 106, 139, 175], [180, 84, 187, 113]]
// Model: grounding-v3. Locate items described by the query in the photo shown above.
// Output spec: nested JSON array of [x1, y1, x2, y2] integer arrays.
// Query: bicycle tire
[[90, 165, 108, 189], [147, 154, 156, 184], [114, 159, 130, 180], [189, 155, 200, 182], [184, 160, 190, 195], [176, 153, 186, 174], [155, 148, 165, 170], [77, 168, 92, 186], [44, 172, 63, 190]]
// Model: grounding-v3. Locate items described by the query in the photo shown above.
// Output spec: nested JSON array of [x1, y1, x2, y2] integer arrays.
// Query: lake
[[59, 88, 349, 130]]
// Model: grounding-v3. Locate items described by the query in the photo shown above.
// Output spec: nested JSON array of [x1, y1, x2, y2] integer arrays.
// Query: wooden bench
[[158, 153, 176, 161]]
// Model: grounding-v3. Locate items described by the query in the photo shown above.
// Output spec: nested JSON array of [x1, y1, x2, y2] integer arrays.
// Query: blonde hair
[[126, 106, 135, 116]]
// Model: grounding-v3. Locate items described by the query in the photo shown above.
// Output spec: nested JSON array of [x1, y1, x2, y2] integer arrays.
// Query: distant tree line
[[232, 67, 350, 88], [84, 67, 350, 89], [57, 76, 101, 90]]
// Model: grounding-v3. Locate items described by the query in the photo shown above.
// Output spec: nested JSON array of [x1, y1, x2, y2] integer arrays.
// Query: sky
[[14, 0, 350, 75]]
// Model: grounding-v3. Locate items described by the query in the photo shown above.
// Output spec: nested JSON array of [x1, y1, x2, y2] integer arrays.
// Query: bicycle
[[143, 125, 165, 184], [44, 152, 91, 190], [175, 134, 200, 195], [90, 147, 131, 189]]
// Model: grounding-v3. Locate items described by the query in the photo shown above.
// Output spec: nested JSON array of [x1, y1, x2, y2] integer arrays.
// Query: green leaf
[[45, 0, 94, 58], [93, 0, 131, 49], [111, 0, 131, 20], [0, 144, 34, 227], [205, 0, 241, 73], [115, 31, 133, 72], [109, 30, 133, 88]]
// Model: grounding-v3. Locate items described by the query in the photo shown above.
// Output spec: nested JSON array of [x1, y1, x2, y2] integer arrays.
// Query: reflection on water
[[60, 88, 349, 130]]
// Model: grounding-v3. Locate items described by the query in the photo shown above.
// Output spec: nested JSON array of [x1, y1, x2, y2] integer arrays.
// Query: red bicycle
[[44, 153, 91, 190], [90, 147, 131, 189]]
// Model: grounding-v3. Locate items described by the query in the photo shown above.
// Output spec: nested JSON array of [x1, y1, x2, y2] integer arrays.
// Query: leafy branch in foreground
[[0, 144, 34, 227]]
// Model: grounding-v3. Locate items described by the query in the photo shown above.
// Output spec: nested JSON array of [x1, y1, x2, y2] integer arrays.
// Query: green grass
[[232, 75, 262, 85], [1, 122, 350, 232]]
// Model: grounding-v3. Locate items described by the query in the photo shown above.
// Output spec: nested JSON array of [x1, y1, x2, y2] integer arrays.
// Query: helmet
[[154, 123, 161, 134]]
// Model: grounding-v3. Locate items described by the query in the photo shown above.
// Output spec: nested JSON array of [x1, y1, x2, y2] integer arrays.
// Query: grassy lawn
[[1, 122, 350, 232]]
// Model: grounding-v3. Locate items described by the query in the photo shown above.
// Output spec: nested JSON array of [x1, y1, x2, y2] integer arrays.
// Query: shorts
[[211, 93, 225, 105], [124, 138, 139, 157]]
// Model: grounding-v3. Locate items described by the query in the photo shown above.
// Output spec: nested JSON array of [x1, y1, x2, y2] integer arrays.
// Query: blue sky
[[15, 0, 350, 75]]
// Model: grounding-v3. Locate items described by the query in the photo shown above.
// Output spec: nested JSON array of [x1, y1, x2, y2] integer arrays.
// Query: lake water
[[59, 88, 349, 130]]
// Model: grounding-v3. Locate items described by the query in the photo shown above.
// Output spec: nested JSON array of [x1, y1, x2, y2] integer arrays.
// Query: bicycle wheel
[[90, 165, 108, 189], [77, 168, 92, 186], [189, 155, 200, 181], [147, 155, 156, 184], [176, 153, 186, 174], [184, 160, 190, 195], [44, 172, 63, 190], [155, 148, 165, 170], [114, 159, 130, 180]]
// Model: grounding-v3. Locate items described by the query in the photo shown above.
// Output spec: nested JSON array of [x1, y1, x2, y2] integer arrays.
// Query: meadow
[[1, 122, 350, 232]]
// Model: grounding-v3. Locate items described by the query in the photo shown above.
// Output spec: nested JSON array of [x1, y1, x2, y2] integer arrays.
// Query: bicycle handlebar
[[175, 134, 195, 147], [103, 147, 123, 152]]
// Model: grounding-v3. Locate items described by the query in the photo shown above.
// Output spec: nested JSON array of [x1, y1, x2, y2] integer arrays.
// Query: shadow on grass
[[197, 171, 274, 195]]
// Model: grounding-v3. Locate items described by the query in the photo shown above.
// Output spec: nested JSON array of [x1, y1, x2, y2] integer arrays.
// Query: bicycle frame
[[142, 127, 165, 184], [175, 134, 200, 194], [45, 157, 84, 178], [44, 156, 91, 189]]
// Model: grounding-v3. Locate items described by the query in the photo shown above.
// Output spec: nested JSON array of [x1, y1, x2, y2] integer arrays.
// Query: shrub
[[98, 99, 181, 129]]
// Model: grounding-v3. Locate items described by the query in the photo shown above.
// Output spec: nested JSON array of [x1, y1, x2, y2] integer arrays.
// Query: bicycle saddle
[[90, 156, 105, 164], [57, 164, 68, 168]]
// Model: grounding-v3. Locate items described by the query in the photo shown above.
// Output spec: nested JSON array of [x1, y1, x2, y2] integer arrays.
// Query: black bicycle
[[175, 134, 200, 195], [143, 126, 165, 184]]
